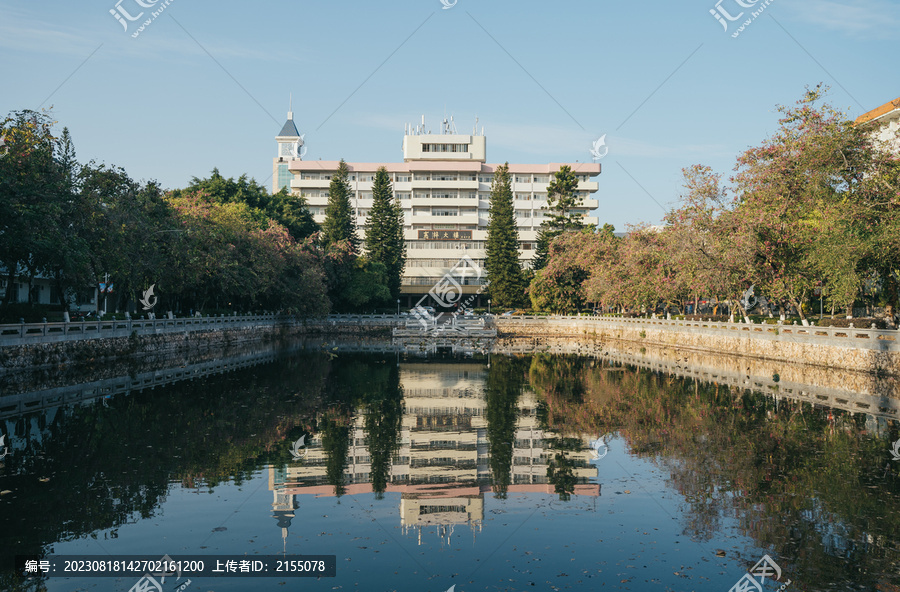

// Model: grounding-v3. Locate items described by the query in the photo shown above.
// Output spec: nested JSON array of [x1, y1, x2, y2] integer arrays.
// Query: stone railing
[[496, 315, 900, 352], [0, 313, 287, 347]]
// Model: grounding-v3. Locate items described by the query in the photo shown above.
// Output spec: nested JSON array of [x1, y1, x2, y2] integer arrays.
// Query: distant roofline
[[855, 97, 900, 125], [287, 160, 601, 175]]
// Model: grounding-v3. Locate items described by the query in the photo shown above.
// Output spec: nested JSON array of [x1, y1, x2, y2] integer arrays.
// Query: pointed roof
[[277, 117, 300, 138]]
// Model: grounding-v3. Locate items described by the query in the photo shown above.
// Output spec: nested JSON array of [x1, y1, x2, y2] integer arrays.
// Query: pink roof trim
[[288, 160, 601, 176]]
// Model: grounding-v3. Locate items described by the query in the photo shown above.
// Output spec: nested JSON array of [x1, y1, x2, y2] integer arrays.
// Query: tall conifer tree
[[485, 163, 526, 307], [365, 167, 406, 299], [533, 165, 584, 271], [321, 160, 358, 251]]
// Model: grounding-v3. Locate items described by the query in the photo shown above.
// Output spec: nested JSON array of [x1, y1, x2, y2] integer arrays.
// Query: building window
[[395, 175, 410, 182], [422, 144, 468, 153], [515, 193, 531, 200], [478, 175, 493, 183], [515, 176, 531, 183], [397, 192, 411, 200], [414, 173, 431, 181], [276, 163, 292, 191]]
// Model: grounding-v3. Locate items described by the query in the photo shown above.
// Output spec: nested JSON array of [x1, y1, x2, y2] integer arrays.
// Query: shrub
[[818, 317, 887, 329], [0, 303, 51, 323]]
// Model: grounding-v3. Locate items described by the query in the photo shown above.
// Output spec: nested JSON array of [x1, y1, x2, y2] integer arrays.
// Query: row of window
[[408, 241, 485, 249], [419, 505, 469, 515], [407, 259, 487, 268], [410, 459, 477, 468], [421, 143, 469, 153], [301, 190, 589, 201], [405, 241, 534, 250]]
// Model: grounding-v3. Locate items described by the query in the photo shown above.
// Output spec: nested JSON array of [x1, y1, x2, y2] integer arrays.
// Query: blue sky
[[1, 0, 896, 230]]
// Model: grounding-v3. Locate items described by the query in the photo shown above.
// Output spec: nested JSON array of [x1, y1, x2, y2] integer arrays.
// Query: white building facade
[[273, 115, 600, 306], [855, 97, 900, 154]]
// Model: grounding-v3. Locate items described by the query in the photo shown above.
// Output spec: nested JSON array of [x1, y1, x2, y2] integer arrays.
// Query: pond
[[1, 343, 899, 591]]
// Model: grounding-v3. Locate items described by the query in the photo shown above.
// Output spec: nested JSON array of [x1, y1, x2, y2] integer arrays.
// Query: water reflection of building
[[269, 362, 600, 545]]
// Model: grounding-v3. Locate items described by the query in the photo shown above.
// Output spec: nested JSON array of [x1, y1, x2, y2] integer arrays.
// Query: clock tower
[[273, 96, 303, 194]]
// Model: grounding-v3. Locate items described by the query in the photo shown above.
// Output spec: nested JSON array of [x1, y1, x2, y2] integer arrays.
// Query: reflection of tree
[[362, 363, 403, 499], [320, 412, 351, 498], [318, 354, 402, 498], [544, 436, 585, 501], [527, 354, 900, 591], [0, 350, 330, 591], [485, 356, 527, 498]]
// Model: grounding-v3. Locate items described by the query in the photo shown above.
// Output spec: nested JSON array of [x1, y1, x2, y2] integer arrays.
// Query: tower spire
[[288, 93, 293, 121]]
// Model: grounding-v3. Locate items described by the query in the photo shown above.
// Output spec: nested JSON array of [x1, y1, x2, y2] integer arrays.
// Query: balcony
[[410, 197, 478, 208], [409, 214, 479, 225], [293, 178, 331, 188], [410, 179, 479, 190]]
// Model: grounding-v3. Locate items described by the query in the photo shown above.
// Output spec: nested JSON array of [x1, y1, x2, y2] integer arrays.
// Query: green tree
[[533, 165, 585, 271], [734, 85, 895, 323], [172, 168, 271, 209], [485, 163, 526, 308], [365, 167, 406, 299], [0, 110, 67, 306], [322, 241, 391, 312], [268, 187, 318, 241], [321, 160, 358, 251], [173, 169, 317, 241]]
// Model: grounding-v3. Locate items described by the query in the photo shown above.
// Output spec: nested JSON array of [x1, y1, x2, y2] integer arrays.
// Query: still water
[[1, 343, 899, 592]]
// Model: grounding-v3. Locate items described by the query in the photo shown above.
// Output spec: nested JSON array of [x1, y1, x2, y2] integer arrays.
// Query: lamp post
[[397, 299, 400, 316], [488, 299, 491, 315]]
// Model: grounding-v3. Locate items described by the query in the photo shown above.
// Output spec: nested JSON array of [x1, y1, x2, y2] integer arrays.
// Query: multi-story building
[[855, 97, 900, 154], [273, 114, 601, 307]]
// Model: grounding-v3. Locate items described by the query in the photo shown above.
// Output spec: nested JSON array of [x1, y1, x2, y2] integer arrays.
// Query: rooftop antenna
[[288, 93, 293, 120], [473, 116, 478, 135]]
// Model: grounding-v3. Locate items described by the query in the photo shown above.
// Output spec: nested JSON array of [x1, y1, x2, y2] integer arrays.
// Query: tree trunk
[[26, 265, 37, 305], [885, 273, 899, 328], [789, 294, 808, 326]]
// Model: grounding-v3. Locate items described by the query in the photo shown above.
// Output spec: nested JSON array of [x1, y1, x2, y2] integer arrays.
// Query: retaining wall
[[496, 316, 900, 376]]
